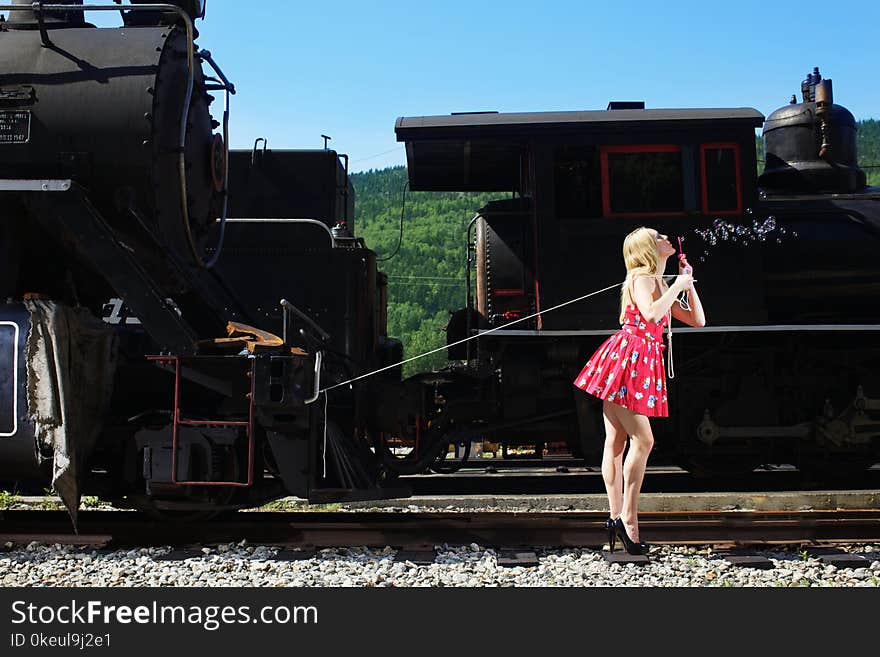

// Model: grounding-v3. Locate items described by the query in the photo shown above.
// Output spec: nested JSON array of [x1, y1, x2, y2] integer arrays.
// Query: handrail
[[198, 49, 234, 269], [223, 218, 337, 247]]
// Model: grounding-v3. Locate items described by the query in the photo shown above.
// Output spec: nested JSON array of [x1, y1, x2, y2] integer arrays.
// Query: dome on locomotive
[[759, 67, 866, 194]]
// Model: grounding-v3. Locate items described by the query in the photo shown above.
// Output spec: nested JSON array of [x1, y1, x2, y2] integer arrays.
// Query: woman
[[573, 227, 705, 555]]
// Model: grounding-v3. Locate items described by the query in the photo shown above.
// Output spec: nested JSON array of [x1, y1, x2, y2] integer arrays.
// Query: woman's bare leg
[[605, 404, 654, 542], [601, 401, 628, 519]]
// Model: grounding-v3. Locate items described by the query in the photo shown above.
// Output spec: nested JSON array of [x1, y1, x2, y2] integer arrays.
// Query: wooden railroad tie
[[804, 546, 870, 569], [713, 548, 775, 569], [497, 549, 540, 567], [394, 548, 438, 565]]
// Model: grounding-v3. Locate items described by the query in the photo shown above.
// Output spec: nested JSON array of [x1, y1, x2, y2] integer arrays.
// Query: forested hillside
[[352, 168, 502, 374], [856, 119, 880, 186], [354, 120, 880, 376]]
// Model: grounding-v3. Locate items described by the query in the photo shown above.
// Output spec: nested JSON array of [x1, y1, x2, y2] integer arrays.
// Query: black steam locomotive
[[0, 2, 877, 520], [0, 1, 425, 520], [395, 68, 880, 478]]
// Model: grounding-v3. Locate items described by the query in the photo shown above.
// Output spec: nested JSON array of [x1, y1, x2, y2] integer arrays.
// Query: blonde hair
[[619, 227, 660, 323]]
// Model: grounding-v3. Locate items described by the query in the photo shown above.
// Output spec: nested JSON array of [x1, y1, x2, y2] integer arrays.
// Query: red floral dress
[[573, 304, 669, 417]]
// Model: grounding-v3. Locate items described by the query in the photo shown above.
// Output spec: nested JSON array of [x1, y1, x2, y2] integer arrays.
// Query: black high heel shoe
[[614, 518, 648, 556], [605, 517, 616, 553]]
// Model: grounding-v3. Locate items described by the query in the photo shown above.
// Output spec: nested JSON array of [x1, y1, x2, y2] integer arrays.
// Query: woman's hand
[[673, 273, 694, 291]]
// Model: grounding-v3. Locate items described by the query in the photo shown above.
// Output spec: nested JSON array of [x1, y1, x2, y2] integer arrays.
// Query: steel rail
[[1, 510, 879, 549]]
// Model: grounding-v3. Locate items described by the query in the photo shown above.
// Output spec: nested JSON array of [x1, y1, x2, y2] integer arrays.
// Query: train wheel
[[430, 437, 472, 474], [126, 441, 243, 522], [373, 421, 449, 477], [379, 419, 421, 463], [126, 495, 233, 523]]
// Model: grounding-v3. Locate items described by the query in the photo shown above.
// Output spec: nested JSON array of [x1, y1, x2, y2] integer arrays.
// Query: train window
[[600, 145, 685, 217], [701, 143, 741, 215], [554, 145, 602, 218]]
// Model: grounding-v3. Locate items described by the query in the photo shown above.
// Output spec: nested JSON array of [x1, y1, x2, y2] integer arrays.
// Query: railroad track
[[2, 509, 879, 549], [405, 464, 880, 496], [407, 469, 880, 496]]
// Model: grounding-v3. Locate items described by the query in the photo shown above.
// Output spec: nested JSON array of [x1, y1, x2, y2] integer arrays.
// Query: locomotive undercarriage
[[408, 331, 880, 479], [98, 339, 430, 515], [0, 315, 421, 518]]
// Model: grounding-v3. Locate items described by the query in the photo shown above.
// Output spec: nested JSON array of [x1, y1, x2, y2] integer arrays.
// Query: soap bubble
[[691, 214, 798, 267]]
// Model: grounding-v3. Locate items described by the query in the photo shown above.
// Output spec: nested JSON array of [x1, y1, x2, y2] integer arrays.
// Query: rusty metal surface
[[0, 532, 112, 547], [1, 510, 879, 550]]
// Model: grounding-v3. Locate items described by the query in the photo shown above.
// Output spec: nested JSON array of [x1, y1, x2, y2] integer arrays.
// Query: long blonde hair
[[619, 227, 660, 323]]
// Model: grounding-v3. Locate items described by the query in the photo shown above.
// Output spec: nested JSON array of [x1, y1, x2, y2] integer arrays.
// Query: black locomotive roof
[[396, 107, 763, 131], [396, 107, 764, 191]]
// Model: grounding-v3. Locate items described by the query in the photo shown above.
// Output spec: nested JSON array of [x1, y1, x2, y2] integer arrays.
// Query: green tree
[[352, 167, 503, 376]]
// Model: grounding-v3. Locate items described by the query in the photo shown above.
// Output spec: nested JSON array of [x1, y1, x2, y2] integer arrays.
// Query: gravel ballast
[[2, 542, 878, 587]]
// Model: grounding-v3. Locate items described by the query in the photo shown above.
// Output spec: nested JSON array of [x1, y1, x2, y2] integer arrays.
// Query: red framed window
[[600, 145, 685, 218], [700, 142, 742, 215]]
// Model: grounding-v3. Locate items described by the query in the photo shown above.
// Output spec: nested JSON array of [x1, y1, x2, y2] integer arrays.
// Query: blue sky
[[3, 1, 878, 171]]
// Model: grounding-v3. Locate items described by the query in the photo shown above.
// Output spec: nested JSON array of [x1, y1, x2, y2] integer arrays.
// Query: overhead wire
[[320, 281, 624, 393], [376, 180, 408, 262]]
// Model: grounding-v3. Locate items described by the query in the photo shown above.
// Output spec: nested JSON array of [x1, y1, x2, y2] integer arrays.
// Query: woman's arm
[[670, 285, 706, 327], [669, 257, 706, 327], [632, 274, 692, 323]]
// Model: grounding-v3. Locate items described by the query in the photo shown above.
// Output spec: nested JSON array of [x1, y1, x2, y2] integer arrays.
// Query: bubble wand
[[677, 236, 692, 275]]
